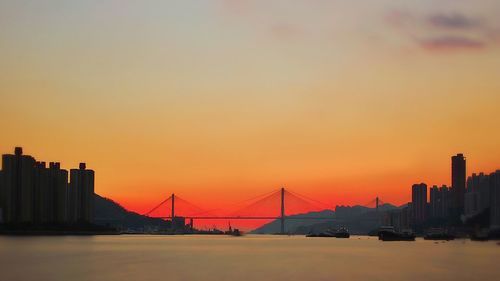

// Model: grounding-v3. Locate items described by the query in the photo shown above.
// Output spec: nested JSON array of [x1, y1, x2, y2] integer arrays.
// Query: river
[[0, 235, 499, 281]]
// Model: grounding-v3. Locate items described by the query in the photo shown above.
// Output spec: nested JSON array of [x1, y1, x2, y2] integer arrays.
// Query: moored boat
[[470, 228, 489, 241], [306, 229, 336, 237], [306, 227, 350, 238], [378, 226, 415, 241], [334, 227, 350, 238], [229, 228, 243, 236], [424, 228, 455, 240], [225, 223, 244, 236]]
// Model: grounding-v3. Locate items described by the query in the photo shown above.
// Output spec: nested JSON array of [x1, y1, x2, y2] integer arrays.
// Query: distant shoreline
[[0, 223, 119, 236], [0, 230, 120, 236]]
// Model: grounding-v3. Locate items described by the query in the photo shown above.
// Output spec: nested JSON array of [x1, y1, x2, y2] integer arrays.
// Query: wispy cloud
[[385, 9, 497, 53], [419, 36, 485, 51], [427, 13, 482, 29]]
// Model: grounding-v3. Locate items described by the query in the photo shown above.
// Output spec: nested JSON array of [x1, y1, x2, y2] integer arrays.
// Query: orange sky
[[1, 1, 500, 228]]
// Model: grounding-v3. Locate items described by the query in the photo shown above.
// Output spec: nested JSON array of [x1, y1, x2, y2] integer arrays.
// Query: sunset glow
[[1, 1, 500, 229]]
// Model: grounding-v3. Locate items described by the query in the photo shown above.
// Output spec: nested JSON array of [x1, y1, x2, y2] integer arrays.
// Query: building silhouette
[[0, 147, 94, 225], [384, 203, 411, 232], [31, 161, 70, 224], [429, 185, 450, 220], [68, 163, 95, 223], [488, 171, 500, 230], [451, 153, 466, 217], [0, 147, 36, 223], [411, 183, 427, 225], [52, 163, 69, 223], [464, 173, 490, 219]]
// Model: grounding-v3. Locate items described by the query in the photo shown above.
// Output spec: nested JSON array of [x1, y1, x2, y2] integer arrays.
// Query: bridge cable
[[143, 196, 171, 216], [228, 190, 281, 217], [286, 189, 333, 209]]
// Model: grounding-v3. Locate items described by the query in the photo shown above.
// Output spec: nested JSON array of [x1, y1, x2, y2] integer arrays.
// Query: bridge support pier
[[171, 193, 175, 229], [280, 187, 285, 234]]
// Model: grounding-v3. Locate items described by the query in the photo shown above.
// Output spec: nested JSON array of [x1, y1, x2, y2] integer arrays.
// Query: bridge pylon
[[280, 187, 285, 234], [171, 193, 175, 221]]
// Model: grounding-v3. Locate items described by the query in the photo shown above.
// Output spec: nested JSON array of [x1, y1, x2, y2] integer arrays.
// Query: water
[[0, 235, 499, 281]]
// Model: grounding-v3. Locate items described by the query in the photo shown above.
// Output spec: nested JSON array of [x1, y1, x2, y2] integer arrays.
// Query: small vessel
[[229, 228, 243, 236], [306, 229, 336, 237], [489, 228, 500, 240], [471, 228, 489, 241], [378, 226, 415, 241], [225, 223, 243, 236], [306, 227, 350, 238], [334, 227, 350, 238], [424, 228, 455, 240]]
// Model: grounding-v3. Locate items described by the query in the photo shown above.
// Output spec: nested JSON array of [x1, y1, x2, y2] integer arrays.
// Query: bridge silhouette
[[143, 188, 384, 233]]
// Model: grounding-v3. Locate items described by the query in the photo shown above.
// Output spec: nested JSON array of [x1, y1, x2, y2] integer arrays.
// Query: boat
[[424, 228, 455, 240], [229, 228, 243, 236], [306, 229, 336, 237], [489, 228, 500, 240], [306, 227, 350, 238], [334, 227, 350, 238], [378, 226, 415, 241], [225, 223, 243, 236], [471, 228, 489, 241]]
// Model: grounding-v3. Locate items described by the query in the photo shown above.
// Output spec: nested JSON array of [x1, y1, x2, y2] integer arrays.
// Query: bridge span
[[144, 187, 382, 234]]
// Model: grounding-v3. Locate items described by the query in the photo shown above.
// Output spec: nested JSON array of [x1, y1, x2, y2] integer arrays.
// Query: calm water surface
[[0, 235, 499, 281]]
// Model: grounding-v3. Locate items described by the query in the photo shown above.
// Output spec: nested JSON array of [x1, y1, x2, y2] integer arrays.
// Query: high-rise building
[[490, 170, 500, 230], [430, 185, 439, 219], [464, 173, 490, 219], [69, 163, 94, 223], [451, 153, 466, 215], [384, 204, 411, 232], [412, 183, 427, 225], [430, 185, 451, 220], [1, 147, 87, 226], [33, 161, 50, 223], [0, 170, 3, 223], [50, 162, 68, 223], [32, 161, 69, 224], [440, 185, 451, 219], [0, 147, 36, 223]]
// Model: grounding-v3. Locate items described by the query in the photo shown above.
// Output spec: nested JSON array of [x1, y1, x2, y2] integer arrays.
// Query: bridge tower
[[171, 193, 175, 219], [280, 187, 285, 234], [376, 196, 379, 212]]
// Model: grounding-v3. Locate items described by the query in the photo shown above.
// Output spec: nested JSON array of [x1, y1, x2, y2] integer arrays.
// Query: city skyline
[[1, 146, 499, 233], [1, 146, 498, 225], [1, 144, 499, 214], [1, 0, 500, 217], [1, 2, 499, 281], [0, 147, 95, 226]]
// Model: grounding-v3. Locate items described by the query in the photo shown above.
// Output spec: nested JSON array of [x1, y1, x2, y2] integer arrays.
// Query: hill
[[251, 203, 398, 234], [94, 194, 171, 231]]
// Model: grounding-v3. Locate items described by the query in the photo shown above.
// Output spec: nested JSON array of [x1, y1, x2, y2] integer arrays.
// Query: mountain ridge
[[251, 203, 398, 234]]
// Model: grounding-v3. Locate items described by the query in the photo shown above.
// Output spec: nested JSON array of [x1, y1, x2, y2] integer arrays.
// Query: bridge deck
[[152, 216, 335, 220]]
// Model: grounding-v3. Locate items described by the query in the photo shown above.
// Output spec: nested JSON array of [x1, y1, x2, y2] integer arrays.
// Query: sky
[[1, 0, 500, 226]]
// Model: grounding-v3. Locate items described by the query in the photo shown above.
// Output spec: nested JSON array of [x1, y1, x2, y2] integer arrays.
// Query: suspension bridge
[[143, 188, 384, 233]]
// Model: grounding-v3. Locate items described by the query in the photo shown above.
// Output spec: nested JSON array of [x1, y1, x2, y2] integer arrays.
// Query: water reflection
[[0, 235, 498, 281]]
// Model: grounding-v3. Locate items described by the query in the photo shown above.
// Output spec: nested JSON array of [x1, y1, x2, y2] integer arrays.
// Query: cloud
[[427, 13, 482, 29], [419, 36, 485, 51], [384, 9, 497, 53]]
